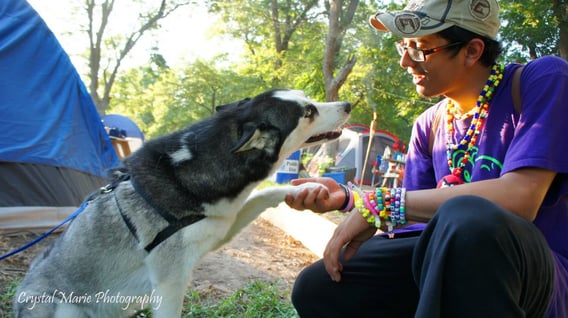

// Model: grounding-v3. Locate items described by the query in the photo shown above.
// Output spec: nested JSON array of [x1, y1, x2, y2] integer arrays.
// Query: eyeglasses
[[395, 41, 464, 62]]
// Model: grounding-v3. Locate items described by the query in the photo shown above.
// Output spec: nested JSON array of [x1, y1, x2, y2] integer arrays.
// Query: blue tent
[[101, 114, 145, 140], [0, 1, 120, 230]]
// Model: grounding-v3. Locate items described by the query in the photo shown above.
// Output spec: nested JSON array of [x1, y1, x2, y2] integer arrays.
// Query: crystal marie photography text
[[16, 289, 163, 311]]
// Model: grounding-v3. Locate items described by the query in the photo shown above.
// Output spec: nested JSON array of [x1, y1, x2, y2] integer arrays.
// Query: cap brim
[[369, 11, 452, 38], [369, 13, 388, 31]]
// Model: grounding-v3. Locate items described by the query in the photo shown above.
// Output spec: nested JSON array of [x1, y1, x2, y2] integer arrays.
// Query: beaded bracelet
[[359, 194, 382, 228], [363, 191, 380, 216], [346, 183, 372, 225], [399, 188, 406, 225], [376, 187, 387, 219], [350, 185, 407, 232], [353, 190, 372, 223]]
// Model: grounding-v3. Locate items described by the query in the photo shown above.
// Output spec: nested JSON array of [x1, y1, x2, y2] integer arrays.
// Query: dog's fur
[[14, 89, 351, 318]]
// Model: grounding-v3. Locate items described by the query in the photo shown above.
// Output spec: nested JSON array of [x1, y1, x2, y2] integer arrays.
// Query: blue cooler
[[276, 150, 301, 183], [323, 166, 356, 184], [322, 171, 345, 184]]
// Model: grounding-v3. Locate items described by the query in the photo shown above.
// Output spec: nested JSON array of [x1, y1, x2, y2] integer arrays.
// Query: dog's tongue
[[305, 128, 342, 143]]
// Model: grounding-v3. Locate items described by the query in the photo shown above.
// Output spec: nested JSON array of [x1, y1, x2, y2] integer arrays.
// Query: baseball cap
[[369, 0, 500, 40]]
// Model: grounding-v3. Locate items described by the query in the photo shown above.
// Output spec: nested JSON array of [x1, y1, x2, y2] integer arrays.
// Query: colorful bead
[[354, 191, 371, 224], [445, 63, 504, 181], [348, 184, 407, 232], [364, 192, 380, 216]]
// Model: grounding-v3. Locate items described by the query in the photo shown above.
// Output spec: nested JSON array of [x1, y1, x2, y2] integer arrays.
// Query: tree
[[498, 0, 567, 61], [209, 0, 321, 88], [552, 0, 568, 59], [109, 56, 262, 139], [269, 0, 320, 69], [323, 0, 359, 101], [210, 0, 364, 103], [85, 0, 191, 115], [207, 0, 422, 139], [109, 0, 564, 145]]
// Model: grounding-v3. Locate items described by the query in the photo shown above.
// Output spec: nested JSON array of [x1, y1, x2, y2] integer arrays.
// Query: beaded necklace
[[443, 63, 504, 184]]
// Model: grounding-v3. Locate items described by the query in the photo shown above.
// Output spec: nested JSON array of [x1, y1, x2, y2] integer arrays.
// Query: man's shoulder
[[522, 55, 568, 78]]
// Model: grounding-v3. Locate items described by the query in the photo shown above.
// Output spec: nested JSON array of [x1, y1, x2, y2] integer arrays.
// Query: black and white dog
[[14, 89, 351, 317]]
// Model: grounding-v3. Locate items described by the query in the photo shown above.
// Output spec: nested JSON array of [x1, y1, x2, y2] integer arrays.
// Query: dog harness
[[108, 173, 206, 253]]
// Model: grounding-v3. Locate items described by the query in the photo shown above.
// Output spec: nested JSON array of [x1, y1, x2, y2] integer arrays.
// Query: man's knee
[[435, 195, 514, 234], [292, 260, 328, 312]]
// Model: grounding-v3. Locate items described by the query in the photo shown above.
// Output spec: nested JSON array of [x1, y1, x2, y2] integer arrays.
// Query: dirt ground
[[0, 218, 320, 313], [190, 218, 320, 296]]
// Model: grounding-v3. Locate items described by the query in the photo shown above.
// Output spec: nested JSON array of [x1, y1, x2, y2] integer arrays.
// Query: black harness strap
[[114, 191, 140, 242], [143, 214, 206, 252], [129, 176, 206, 252], [94, 173, 142, 244]]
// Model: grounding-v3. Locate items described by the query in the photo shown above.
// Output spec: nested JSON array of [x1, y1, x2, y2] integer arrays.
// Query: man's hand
[[284, 177, 346, 213], [323, 211, 377, 282]]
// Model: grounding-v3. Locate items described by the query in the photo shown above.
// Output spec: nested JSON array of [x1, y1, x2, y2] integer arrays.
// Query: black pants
[[292, 195, 554, 318]]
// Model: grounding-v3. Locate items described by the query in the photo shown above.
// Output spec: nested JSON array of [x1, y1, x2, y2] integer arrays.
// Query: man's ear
[[231, 122, 280, 155], [463, 38, 485, 67]]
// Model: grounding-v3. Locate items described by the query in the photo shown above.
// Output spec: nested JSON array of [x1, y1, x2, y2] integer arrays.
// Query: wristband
[[338, 184, 352, 212]]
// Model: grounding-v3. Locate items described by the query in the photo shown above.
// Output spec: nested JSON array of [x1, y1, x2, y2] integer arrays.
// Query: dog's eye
[[304, 105, 317, 118]]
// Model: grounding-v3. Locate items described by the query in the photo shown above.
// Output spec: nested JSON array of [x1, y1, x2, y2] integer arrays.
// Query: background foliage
[[82, 0, 566, 143]]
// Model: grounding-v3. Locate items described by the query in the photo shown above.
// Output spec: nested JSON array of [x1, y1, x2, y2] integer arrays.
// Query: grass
[[182, 280, 298, 318], [0, 280, 19, 318], [1, 279, 298, 318]]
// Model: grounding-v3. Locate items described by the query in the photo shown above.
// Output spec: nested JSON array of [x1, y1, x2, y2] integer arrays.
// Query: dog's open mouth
[[305, 128, 343, 144]]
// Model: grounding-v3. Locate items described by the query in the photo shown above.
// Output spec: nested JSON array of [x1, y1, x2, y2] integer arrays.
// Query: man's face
[[398, 35, 467, 99]]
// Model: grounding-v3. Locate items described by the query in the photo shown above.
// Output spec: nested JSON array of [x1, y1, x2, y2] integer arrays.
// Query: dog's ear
[[231, 122, 280, 155], [215, 98, 251, 112]]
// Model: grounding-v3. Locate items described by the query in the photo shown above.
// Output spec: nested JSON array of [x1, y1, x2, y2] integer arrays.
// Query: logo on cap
[[470, 0, 491, 21], [394, 12, 421, 35]]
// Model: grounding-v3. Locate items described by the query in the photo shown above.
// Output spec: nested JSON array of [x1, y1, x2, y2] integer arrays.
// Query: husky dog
[[14, 89, 351, 318]]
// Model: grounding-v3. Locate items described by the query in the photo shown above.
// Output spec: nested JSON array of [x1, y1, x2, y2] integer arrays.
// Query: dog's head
[[123, 89, 350, 208], [216, 89, 351, 161]]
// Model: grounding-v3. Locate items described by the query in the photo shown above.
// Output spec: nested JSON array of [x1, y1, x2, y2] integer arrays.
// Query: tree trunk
[[85, 0, 189, 116], [554, 0, 568, 60], [323, 0, 359, 102]]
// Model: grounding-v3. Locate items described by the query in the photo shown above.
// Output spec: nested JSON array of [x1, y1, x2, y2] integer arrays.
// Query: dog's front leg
[[145, 253, 193, 318], [145, 281, 184, 318], [220, 182, 327, 246]]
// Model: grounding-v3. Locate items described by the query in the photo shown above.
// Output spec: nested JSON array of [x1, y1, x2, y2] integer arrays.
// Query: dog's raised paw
[[286, 182, 329, 197]]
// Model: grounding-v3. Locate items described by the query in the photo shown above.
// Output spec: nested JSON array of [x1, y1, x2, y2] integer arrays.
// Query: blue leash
[[0, 201, 89, 261]]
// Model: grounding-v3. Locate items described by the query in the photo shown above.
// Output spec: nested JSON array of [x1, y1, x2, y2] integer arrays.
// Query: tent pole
[[359, 111, 377, 187]]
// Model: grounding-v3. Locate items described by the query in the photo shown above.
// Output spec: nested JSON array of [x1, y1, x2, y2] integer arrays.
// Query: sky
[[26, 0, 243, 72]]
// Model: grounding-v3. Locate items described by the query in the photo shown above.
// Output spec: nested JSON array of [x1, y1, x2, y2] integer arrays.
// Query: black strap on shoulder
[[85, 171, 131, 202], [428, 102, 446, 156], [114, 191, 140, 242], [428, 65, 524, 156], [88, 173, 205, 253], [143, 214, 206, 252], [129, 176, 206, 253], [512, 65, 524, 114]]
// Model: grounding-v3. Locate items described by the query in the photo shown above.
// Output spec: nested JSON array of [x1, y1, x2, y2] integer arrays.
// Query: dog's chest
[[203, 184, 256, 217], [180, 188, 252, 238]]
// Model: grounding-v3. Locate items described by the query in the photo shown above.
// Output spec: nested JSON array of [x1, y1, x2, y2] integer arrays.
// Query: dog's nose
[[343, 102, 352, 114]]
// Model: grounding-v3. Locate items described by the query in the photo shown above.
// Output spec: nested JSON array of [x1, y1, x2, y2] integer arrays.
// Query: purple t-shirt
[[403, 56, 568, 316]]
